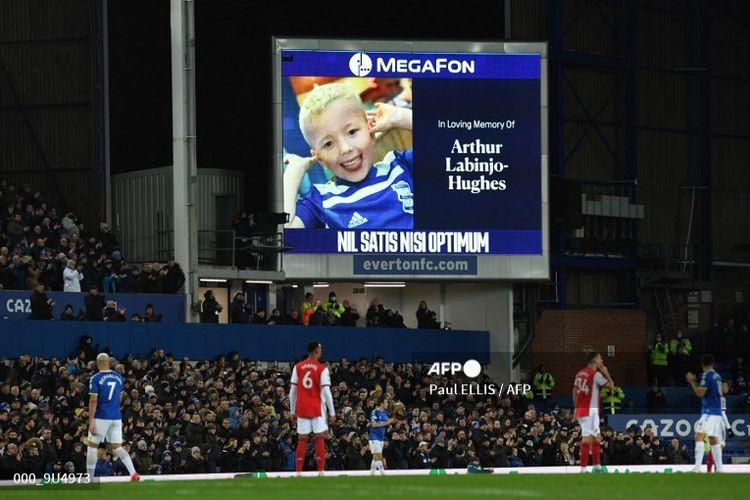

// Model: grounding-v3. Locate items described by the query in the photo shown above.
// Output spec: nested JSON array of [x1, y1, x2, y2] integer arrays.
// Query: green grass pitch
[[5, 474, 749, 500]]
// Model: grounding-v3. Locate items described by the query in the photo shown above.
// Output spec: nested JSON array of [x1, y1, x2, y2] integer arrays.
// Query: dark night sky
[[107, 0, 506, 211]]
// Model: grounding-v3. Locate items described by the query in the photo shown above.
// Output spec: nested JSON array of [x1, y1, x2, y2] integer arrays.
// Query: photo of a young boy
[[283, 82, 414, 230]]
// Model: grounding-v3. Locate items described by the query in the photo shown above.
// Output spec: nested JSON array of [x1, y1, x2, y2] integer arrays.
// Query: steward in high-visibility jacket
[[532, 366, 555, 399], [320, 292, 345, 319], [669, 333, 692, 357], [650, 336, 669, 367], [601, 386, 625, 414], [300, 293, 319, 326]]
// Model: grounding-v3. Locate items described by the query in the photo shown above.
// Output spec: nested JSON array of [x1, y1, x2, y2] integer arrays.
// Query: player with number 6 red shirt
[[290, 341, 336, 474], [572, 351, 614, 472]]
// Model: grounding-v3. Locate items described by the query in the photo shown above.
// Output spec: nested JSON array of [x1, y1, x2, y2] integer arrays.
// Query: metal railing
[[637, 243, 700, 275], [154, 229, 284, 271]]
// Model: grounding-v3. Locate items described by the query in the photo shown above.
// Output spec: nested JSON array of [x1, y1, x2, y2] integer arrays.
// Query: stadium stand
[[4, 345, 745, 478], [0, 179, 186, 298]]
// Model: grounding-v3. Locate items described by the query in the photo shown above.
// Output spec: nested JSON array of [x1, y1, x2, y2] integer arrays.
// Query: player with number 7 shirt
[[290, 341, 336, 475], [86, 353, 140, 481], [572, 351, 615, 473]]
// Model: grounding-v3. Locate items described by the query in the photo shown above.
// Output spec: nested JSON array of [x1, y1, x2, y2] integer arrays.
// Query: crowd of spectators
[[0, 179, 185, 297], [219, 291, 443, 330], [706, 309, 750, 397], [646, 308, 749, 396], [4, 341, 739, 478], [24, 284, 165, 323]]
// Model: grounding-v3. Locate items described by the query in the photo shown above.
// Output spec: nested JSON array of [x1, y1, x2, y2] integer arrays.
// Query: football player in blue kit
[[686, 354, 725, 473], [86, 353, 140, 481], [284, 82, 414, 230], [368, 395, 394, 475]]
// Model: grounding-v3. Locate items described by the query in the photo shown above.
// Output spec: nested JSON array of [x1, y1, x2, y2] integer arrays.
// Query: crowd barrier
[[609, 413, 749, 439], [0, 321, 490, 363], [0, 290, 185, 323]]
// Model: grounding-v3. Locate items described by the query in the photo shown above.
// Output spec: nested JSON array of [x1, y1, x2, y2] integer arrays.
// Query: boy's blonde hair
[[298, 83, 365, 145]]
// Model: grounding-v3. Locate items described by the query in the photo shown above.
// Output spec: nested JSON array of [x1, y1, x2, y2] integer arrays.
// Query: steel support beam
[[696, 0, 712, 282], [547, 0, 638, 308], [170, 0, 200, 322]]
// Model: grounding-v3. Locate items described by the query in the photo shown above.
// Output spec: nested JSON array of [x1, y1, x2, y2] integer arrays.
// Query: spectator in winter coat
[[667, 438, 691, 464], [200, 290, 222, 323], [62, 259, 83, 293], [143, 304, 162, 322], [340, 300, 360, 327], [133, 440, 154, 474], [60, 213, 79, 238], [159, 450, 178, 474], [0, 442, 24, 479], [229, 294, 251, 324], [103, 301, 126, 322], [94, 449, 115, 477], [417, 301, 441, 329], [84, 286, 106, 321], [6, 213, 24, 247], [183, 447, 206, 474], [645, 385, 667, 413], [162, 259, 185, 294], [9, 255, 29, 290], [122, 265, 143, 293], [101, 260, 117, 293], [59, 304, 77, 321], [29, 283, 54, 320]]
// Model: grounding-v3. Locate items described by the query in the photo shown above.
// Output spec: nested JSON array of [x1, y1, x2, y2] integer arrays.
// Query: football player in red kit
[[573, 351, 614, 472], [290, 341, 336, 475]]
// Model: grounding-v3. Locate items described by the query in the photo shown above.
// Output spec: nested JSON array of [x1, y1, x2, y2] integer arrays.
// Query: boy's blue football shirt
[[295, 149, 414, 229]]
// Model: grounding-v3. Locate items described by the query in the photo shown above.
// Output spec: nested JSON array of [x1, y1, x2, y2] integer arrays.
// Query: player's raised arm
[[599, 364, 615, 389], [686, 372, 707, 398], [289, 365, 298, 415]]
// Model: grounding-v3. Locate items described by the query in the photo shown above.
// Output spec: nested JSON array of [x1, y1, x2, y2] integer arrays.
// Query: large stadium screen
[[275, 40, 548, 279]]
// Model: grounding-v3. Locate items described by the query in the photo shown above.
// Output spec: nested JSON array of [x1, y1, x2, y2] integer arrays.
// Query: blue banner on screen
[[353, 255, 477, 275], [281, 50, 542, 255], [282, 51, 540, 79]]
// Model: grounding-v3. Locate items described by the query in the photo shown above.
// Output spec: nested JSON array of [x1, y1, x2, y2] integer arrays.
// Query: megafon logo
[[427, 359, 482, 378], [349, 52, 373, 77], [349, 52, 477, 76]]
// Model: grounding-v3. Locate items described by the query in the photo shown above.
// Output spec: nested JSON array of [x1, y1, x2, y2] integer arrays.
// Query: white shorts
[[87, 418, 122, 445], [695, 414, 725, 438], [297, 416, 328, 435], [578, 413, 601, 438], [369, 440, 384, 454]]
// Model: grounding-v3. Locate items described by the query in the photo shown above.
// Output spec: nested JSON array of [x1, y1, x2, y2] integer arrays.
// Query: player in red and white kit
[[572, 351, 614, 472], [290, 341, 336, 475]]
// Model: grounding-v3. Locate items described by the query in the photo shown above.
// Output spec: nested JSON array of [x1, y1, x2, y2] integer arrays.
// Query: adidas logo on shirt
[[347, 212, 368, 228]]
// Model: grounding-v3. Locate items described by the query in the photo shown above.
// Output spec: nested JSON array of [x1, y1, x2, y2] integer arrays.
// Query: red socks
[[591, 441, 601, 466], [707, 451, 715, 472], [295, 436, 308, 472], [580, 441, 591, 467], [314, 434, 327, 471]]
